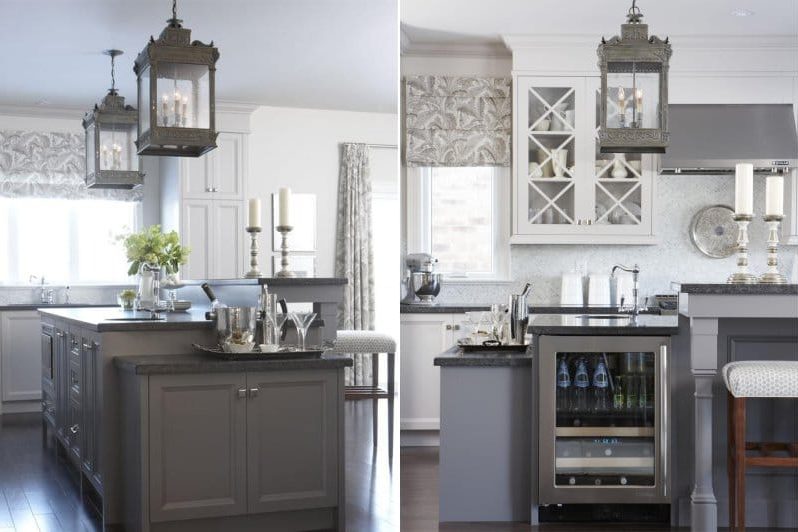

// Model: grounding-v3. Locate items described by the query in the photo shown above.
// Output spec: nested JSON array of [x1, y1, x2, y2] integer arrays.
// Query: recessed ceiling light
[[730, 8, 755, 17], [34, 98, 50, 106]]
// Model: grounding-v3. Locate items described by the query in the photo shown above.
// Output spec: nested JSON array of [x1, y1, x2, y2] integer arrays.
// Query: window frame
[[0, 197, 142, 285], [406, 165, 510, 281]]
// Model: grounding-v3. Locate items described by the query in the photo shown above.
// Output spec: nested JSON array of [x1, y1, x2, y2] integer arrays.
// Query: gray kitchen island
[[38, 296, 344, 531], [678, 284, 798, 531], [115, 353, 351, 532], [435, 313, 679, 525]]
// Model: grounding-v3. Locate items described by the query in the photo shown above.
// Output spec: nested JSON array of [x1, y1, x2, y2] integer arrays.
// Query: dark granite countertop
[[433, 345, 534, 367], [530, 313, 679, 336], [39, 307, 213, 332], [401, 303, 658, 315], [401, 304, 490, 313], [0, 304, 116, 311], [115, 352, 353, 374], [679, 283, 797, 295], [180, 277, 347, 287]]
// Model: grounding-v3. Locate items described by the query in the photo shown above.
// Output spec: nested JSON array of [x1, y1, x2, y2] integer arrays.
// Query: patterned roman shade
[[405, 76, 512, 167], [0, 130, 142, 201]]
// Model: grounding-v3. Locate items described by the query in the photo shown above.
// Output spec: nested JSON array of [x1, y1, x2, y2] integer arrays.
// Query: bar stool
[[331, 331, 396, 448], [723, 360, 798, 530]]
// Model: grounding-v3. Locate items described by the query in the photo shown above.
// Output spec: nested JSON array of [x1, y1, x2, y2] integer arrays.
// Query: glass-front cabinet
[[539, 335, 670, 504], [513, 76, 656, 244]]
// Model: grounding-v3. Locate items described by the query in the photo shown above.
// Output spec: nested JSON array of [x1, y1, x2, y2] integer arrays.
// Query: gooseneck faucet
[[611, 264, 641, 319]]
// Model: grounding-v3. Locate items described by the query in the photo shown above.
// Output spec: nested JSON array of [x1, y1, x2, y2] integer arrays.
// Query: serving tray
[[192, 343, 324, 361], [456, 339, 528, 352]]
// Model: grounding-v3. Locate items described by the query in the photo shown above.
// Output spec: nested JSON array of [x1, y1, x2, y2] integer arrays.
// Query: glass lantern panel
[[85, 123, 95, 177], [139, 65, 151, 135], [98, 123, 138, 172], [606, 62, 661, 130], [156, 62, 210, 129]]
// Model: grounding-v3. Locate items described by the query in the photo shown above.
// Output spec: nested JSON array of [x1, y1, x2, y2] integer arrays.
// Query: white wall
[[247, 106, 397, 276]]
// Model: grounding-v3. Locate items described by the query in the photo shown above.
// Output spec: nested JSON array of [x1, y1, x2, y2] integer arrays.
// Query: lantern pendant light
[[82, 50, 144, 189], [134, 0, 219, 157], [597, 0, 672, 153]]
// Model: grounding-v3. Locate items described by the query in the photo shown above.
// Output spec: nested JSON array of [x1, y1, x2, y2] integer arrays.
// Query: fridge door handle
[[659, 342, 668, 497]]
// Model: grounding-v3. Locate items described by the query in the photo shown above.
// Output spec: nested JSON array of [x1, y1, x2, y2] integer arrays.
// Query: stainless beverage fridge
[[539, 335, 670, 505]]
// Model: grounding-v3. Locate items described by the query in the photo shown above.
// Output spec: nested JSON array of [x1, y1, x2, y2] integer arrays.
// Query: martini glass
[[290, 311, 317, 351]]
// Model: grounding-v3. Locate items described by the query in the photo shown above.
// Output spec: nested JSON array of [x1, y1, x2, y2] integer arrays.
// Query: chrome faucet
[[611, 264, 641, 319], [29, 275, 54, 304]]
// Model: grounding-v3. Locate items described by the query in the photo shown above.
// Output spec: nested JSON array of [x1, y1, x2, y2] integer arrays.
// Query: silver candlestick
[[759, 215, 787, 284], [275, 225, 296, 278], [727, 214, 758, 284], [244, 226, 262, 279]]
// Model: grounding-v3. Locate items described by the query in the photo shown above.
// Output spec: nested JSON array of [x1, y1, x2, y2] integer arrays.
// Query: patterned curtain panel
[[0, 130, 142, 201], [405, 76, 512, 167], [335, 143, 375, 386]]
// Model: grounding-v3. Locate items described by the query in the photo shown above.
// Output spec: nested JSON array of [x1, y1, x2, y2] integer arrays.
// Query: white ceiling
[[0, 0, 398, 113], [402, 0, 798, 50]]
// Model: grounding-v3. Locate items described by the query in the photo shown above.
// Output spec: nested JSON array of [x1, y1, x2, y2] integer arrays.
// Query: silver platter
[[690, 204, 737, 259]]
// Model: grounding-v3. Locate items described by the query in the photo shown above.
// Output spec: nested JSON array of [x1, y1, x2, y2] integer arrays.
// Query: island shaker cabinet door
[[149, 373, 248, 522], [246, 370, 339, 514]]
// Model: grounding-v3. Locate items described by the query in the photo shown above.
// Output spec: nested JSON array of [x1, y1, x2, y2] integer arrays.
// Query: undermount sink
[[576, 314, 631, 320]]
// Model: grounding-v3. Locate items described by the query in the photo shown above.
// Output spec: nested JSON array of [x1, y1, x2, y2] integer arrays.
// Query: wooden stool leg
[[727, 392, 736, 530], [732, 396, 747, 530], [387, 352, 395, 460], [372, 353, 379, 447]]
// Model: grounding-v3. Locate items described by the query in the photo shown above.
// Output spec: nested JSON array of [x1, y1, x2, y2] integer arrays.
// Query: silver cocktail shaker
[[509, 283, 532, 345]]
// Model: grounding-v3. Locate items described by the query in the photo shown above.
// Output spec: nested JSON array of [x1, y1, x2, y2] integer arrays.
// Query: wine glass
[[269, 313, 289, 347], [290, 312, 317, 351], [465, 311, 486, 343]]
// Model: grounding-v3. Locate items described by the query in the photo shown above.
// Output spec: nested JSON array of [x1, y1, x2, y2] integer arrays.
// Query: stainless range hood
[[659, 104, 798, 174]]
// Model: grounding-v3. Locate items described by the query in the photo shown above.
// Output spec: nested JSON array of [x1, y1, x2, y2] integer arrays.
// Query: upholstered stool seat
[[330, 331, 396, 355], [331, 330, 396, 451], [723, 360, 798, 530], [722, 361, 798, 398]]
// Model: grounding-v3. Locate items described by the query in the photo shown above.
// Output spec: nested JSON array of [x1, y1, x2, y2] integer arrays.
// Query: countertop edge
[[434, 345, 534, 367], [114, 354, 354, 374]]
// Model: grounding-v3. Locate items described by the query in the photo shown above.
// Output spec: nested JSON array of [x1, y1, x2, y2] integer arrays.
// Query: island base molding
[[145, 508, 338, 532]]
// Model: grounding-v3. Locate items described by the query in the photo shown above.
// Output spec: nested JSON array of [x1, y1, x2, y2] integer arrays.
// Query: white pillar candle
[[161, 95, 168, 125], [278, 187, 292, 227], [765, 175, 784, 216], [635, 89, 643, 114], [734, 163, 754, 215], [248, 198, 261, 228]]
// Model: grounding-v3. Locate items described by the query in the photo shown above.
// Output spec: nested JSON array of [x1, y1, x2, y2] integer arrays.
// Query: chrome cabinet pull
[[70, 424, 79, 435], [249, 387, 259, 398], [445, 324, 452, 330], [237, 388, 247, 399]]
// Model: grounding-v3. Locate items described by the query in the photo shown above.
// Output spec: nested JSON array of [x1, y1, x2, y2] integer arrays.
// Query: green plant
[[119, 289, 137, 301], [117, 225, 190, 276]]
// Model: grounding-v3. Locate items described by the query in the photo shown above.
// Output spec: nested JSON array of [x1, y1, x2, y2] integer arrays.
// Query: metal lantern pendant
[[598, 1, 671, 153], [134, 0, 219, 157], [83, 50, 144, 189]]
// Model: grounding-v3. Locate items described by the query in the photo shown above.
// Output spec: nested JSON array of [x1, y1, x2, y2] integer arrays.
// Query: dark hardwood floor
[[400, 446, 786, 532], [0, 400, 397, 531]]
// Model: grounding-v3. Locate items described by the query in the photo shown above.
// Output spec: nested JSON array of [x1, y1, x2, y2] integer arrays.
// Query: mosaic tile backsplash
[[429, 174, 798, 306]]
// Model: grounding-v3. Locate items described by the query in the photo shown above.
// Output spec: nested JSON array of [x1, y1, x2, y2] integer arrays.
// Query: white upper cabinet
[[160, 121, 250, 280], [512, 75, 656, 245], [182, 132, 246, 200]]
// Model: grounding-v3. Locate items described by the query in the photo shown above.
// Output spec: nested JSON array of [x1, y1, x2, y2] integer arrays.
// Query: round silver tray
[[690, 204, 737, 259]]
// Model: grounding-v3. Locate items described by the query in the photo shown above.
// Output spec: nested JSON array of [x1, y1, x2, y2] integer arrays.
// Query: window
[[407, 166, 509, 280], [0, 197, 140, 284]]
